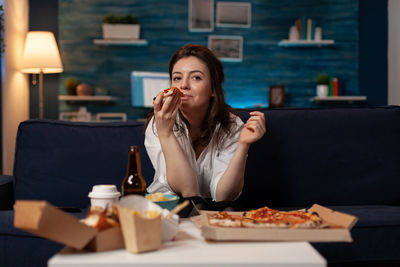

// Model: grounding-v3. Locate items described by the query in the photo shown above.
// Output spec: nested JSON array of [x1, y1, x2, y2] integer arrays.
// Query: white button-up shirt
[[145, 114, 244, 201]]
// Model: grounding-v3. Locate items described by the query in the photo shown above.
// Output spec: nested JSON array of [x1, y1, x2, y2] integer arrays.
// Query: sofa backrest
[[236, 106, 400, 209], [13, 119, 154, 208], [13, 106, 400, 210]]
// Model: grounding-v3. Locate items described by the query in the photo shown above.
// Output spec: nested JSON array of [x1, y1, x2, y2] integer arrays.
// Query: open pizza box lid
[[193, 204, 358, 243], [14, 200, 124, 252]]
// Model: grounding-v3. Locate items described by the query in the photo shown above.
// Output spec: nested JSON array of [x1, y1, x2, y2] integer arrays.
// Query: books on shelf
[[292, 16, 319, 41], [301, 16, 307, 40], [328, 76, 344, 96], [307, 18, 311, 41], [311, 19, 316, 40], [295, 18, 302, 40], [312, 76, 365, 103]]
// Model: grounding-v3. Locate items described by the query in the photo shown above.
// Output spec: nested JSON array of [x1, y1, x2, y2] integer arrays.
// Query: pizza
[[152, 87, 184, 103], [207, 211, 243, 227], [163, 87, 183, 98], [244, 206, 323, 229], [207, 206, 324, 229], [82, 205, 119, 232]]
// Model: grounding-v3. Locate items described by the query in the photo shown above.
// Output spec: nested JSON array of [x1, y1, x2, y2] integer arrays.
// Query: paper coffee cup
[[88, 184, 121, 209]]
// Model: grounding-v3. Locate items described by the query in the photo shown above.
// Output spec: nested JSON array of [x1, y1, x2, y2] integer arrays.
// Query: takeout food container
[[194, 204, 358, 243], [117, 195, 162, 253], [13, 200, 124, 252]]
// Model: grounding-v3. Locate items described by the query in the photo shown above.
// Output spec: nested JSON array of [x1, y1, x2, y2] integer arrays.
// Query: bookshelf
[[278, 40, 335, 47]]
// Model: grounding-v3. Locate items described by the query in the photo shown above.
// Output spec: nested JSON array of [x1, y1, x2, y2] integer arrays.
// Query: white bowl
[[161, 209, 179, 242]]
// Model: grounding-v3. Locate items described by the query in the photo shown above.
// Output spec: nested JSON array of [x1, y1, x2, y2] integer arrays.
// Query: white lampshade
[[21, 31, 63, 74]]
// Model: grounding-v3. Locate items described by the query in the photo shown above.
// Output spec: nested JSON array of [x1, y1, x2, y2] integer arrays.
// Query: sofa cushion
[[13, 119, 155, 208], [0, 234, 63, 267], [312, 205, 400, 264], [0, 211, 36, 238], [331, 205, 400, 227], [236, 107, 400, 209]]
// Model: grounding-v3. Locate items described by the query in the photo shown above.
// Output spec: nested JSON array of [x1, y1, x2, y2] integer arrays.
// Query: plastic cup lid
[[88, 184, 121, 198]]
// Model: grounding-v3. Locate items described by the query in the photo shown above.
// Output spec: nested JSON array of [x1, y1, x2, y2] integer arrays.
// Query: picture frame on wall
[[208, 35, 243, 62], [269, 85, 285, 108], [188, 0, 214, 32], [131, 71, 170, 107], [216, 2, 251, 28]]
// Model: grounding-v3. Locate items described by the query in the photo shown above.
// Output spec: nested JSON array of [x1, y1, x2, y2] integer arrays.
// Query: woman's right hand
[[153, 90, 181, 138]]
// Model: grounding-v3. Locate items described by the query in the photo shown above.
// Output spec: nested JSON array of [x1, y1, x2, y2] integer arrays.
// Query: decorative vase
[[316, 84, 328, 97], [102, 24, 140, 40], [76, 83, 93, 96]]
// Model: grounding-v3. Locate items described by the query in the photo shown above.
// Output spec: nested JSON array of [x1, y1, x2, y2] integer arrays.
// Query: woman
[[145, 44, 265, 202]]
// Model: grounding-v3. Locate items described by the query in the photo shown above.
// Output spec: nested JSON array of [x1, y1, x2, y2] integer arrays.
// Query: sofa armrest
[[0, 175, 14, 210]]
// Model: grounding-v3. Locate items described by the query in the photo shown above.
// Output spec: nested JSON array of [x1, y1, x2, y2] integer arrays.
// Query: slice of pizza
[[280, 210, 323, 229], [207, 211, 243, 227], [163, 87, 183, 98], [82, 205, 119, 232], [243, 206, 324, 229], [243, 206, 278, 220], [242, 217, 289, 228], [242, 207, 288, 228]]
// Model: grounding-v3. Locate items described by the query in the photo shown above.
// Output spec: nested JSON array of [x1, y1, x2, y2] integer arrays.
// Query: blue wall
[[58, 0, 360, 119]]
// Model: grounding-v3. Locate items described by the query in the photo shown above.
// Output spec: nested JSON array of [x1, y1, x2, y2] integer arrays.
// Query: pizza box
[[194, 204, 358, 243], [14, 200, 124, 252]]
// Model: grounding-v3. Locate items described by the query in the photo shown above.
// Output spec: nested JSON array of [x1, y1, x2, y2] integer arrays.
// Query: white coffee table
[[48, 220, 326, 267]]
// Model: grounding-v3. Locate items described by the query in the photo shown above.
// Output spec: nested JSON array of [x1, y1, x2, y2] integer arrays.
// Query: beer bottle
[[121, 146, 146, 196]]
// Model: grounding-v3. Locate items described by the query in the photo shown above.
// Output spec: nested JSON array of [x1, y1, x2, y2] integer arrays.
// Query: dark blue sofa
[[1, 106, 400, 267]]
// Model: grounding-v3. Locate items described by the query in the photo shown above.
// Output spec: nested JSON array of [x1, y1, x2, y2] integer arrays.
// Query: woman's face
[[171, 56, 213, 111]]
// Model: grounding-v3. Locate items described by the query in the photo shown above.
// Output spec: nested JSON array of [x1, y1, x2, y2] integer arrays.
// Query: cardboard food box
[[116, 195, 162, 254], [117, 205, 162, 253], [195, 204, 358, 242], [14, 200, 124, 252]]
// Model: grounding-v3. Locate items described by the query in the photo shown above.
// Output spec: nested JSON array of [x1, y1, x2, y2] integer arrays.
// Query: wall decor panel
[[59, 0, 358, 119]]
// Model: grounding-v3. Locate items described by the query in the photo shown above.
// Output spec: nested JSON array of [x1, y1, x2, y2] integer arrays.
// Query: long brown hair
[[144, 44, 235, 149]]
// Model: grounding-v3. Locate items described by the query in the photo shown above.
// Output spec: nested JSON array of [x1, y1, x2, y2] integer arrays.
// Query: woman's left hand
[[239, 111, 266, 145]]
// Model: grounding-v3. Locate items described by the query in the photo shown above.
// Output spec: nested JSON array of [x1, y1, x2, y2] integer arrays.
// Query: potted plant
[[314, 74, 329, 97], [102, 14, 140, 40], [64, 77, 79, 95]]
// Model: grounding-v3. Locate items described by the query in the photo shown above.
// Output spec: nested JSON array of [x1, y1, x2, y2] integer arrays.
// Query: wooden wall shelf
[[58, 95, 118, 103], [93, 39, 148, 46], [278, 40, 335, 47], [311, 96, 367, 104]]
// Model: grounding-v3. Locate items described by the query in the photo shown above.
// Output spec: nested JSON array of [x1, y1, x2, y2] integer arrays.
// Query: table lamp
[[21, 31, 63, 118]]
